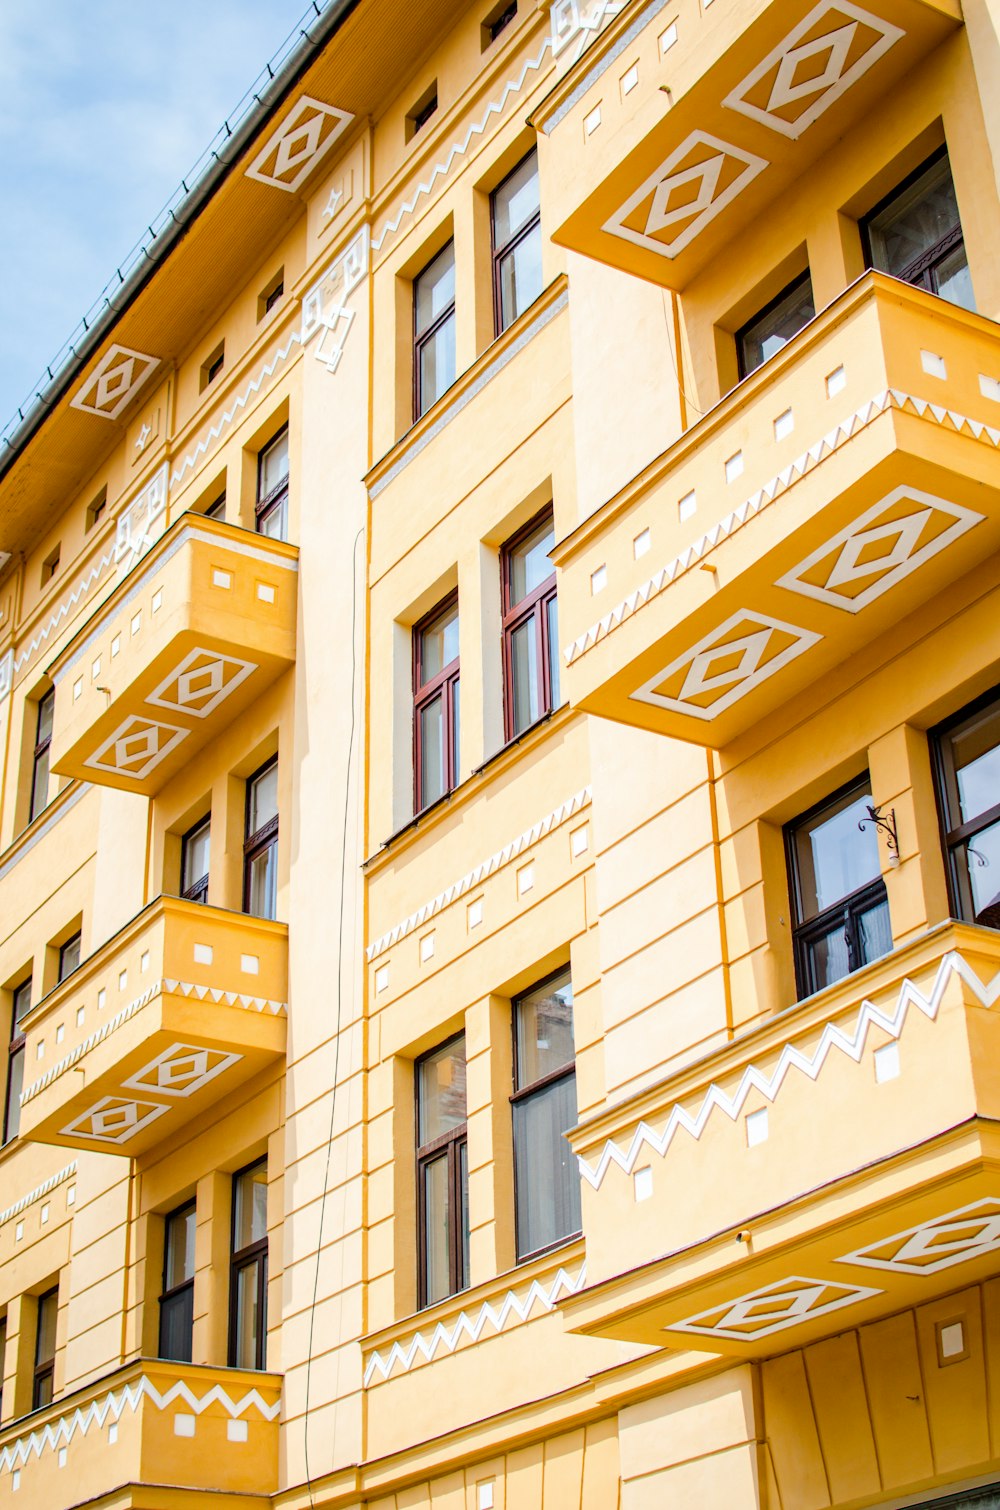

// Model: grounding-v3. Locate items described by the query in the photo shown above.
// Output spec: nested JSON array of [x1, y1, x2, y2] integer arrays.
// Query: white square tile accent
[[420, 933, 435, 962], [940, 1320, 965, 1359], [746, 1108, 769, 1146], [874, 1042, 900, 1083], [41, 1203, 49, 1225], [15, 1222, 23, 1242], [73, 677, 82, 702], [584, 104, 602, 136], [58, 1446, 67, 1468], [173, 1413, 196, 1437], [193, 943, 213, 965], [571, 824, 589, 858], [108, 1422, 118, 1444], [517, 862, 535, 896], [678, 489, 697, 522], [36, 1040, 44, 1060], [257, 582, 276, 603], [152, 588, 163, 613], [56, 1024, 65, 1044], [979, 373, 1000, 402], [633, 527, 651, 560], [227, 1419, 249, 1442], [621, 63, 638, 96], [478, 1482, 495, 1510], [12, 1468, 19, 1490], [590, 564, 607, 595], [774, 408, 794, 441], [131, 611, 141, 636], [374, 964, 390, 993], [111, 633, 121, 658], [212, 568, 233, 589], [826, 365, 846, 398], [467, 898, 483, 930], [67, 1185, 75, 1207], [76, 1007, 85, 1027], [91, 656, 102, 680], [240, 954, 259, 975], [921, 349, 947, 379], [659, 19, 678, 51], [633, 1166, 653, 1202], [725, 450, 743, 483], [140, 950, 150, 973], [97, 988, 106, 1010]]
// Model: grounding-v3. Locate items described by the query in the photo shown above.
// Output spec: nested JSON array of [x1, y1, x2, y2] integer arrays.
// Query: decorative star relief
[[246, 96, 354, 193], [604, 131, 768, 259]]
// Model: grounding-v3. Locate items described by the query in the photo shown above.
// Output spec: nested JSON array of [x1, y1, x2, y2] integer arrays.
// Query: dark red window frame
[[413, 243, 456, 421], [501, 510, 558, 743], [30, 688, 54, 823], [256, 426, 289, 538], [491, 149, 541, 337], [413, 594, 460, 814], [3, 978, 31, 1145]]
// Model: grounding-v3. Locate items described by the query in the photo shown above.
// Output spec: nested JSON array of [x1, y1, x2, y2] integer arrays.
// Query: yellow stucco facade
[[2, 0, 1000, 1505]]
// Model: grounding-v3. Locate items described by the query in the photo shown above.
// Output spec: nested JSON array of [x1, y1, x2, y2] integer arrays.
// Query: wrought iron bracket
[[859, 803, 899, 862]]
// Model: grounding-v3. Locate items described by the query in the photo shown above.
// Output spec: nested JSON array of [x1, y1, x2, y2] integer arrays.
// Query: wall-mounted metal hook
[[859, 803, 898, 863]]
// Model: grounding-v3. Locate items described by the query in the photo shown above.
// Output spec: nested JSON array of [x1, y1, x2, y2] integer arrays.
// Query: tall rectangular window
[[4, 979, 32, 1144], [502, 510, 559, 740], [58, 933, 81, 982], [786, 776, 891, 998], [0, 1314, 6, 1417], [159, 1201, 196, 1362], [244, 761, 278, 920], [30, 689, 54, 823], [414, 242, 456, 419], [417, 1036, 468, 1308], [512, 969, 581, 1260], [33, 1287, 58, 1410], [737, 272, 815, 379], [181, 816, 211, 905], [862, 148, 973, 311], [256, 428, 289, 540], [492, 150, 542, 334], [414, 596, 460, 813], [932, 688, 1000, 928], [229, 1160, 268, 1370]]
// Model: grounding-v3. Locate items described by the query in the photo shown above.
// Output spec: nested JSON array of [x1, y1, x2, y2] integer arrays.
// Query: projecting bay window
[[492, 150, 542, 335], [229, 1160, 268, 1370], [4, 979, 32, 1145], [244, 760, 278, 920], [159, 1202, 196, 1363], [181, 816, 211, 905], [933, 689, 1000, 928], [502, 510, 559, 740], [786, 776, 891, 999], [414, 242, 456, 418], [29, 689, 54, 824], [256, 427, 289, 541], [414, 596, 460, 813], [417, 1036, 469, 1308], [737, 272, 816, 379], [512, 969, 581, 1261], [33, 1287, 58, 1410], [862, 148, 973, 311]]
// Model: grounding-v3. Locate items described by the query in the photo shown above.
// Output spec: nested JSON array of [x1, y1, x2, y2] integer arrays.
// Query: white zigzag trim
[[0, 1375, 280, 1472], [366, 787, 591, 961], [170, 331, 302, 490], [9, 549, 116, 686], [364, 1261, 587, 1383], [0, 1163, 77, 1228], [370, 0, 624, 253], [578, 948, 1000, 1190], [20, 978, 286, 1105], [563, 389, 1000, 666]]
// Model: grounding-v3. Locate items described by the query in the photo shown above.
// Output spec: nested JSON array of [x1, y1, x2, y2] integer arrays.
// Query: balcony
[[19, 896, 286, 1156], [534, 0, 961, 290], [0, 1358, 279, 1506], [561, 921, 1000, 1357], [553, 275, 1000, 746], [48, 515, 297, 795]]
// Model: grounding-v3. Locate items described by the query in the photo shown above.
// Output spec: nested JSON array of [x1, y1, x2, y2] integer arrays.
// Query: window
[[512, 968, 581, 1260], [502, 510, 559, 740], [416, 1036, 468, 1308], [29, 689, 54, 823], [58, 933, 81, 982], [258, 269, 284, 321], [4, 979, 31, 1144], [862, 149, 973, 310], [181, 817, 211, 904], [159, 1202, 196, 1362], [482, 0, 517, 47], [933, 689, 1000, 928], [414, 596, 460, 813], [244, 760, 278, 919], [41, 546, 60, 585], [203, 492, 226, 522], [85, 488, 107, 532], [229, 1160, 268, 1370], [737, 272, 816, 379], [908, 1489, 1000, 1510], [413, 243, 456, 419], [256, 428, 289, 541], [492, 151, 542, 334], [406, 82, 438, 141], [201, 343, 225, 390], [33, 1287, 57, 1410], [0, 1314, 6, 1416], [786, 777, 891, 998]]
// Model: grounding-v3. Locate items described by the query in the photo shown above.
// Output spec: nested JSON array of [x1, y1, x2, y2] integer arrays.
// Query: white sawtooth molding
[[0, 1163, 77, 1228], [366, 787, 592, 961], [20, 978, 286, 1106], [364, 1261, 587, 1384], [563, 389, 1000, 667], [577, 948, 1000, 1191], [0, 1374, 280, 1473]]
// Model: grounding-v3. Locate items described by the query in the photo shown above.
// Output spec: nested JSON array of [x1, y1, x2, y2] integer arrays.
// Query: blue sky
[[0, 2, 319, 430]]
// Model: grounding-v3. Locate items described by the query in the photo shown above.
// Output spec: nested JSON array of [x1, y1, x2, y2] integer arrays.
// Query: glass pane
[[499, 222, 543, 329], [33, 1371, 53, 1410], [935, 239, 975, 311], [546, 596, 560, 709], [868, 156, 961, 279], [508, 516, 555, 606], [459, 1139, 469, 1291], [955, 815, 1000, 925], [234, 1162, 268, 1250], [4, 1048, 23, 1142], [740, 275, 815, 375], [13, 980, 32, 1024], [510, 617, 540, 735], [248, 764, 278, 834], [793, 786, 880, 921], [247, 843, 277, 920], [257, 495, 287, 541], [804, 917, 852, 992], [418, 603, 460, 682], [514, 1072, 581, 1257], [415, 243, 456, 336], [36, 1291, 57, 1366], [421, 1150, 451, 1306], [165, 1204, 197, 1288], [36, 691, 54, 745], [233, 1260, 261, 1368], [259, 430, 289, 498], [516, 969, 574, 1086], [418, 311, 456, 411], [418, 1037, 467, 1144], [159, 1283, 194, 1362], [945, 702, 1000, 827], [182, 820, 211, 891], [493, 152, 540, 245], [58, 935, 81, 981], [452, 679, 460, 778], [31, 747, 50, 820], [419, 694, 446, 809], [857, 894, 892, 966]]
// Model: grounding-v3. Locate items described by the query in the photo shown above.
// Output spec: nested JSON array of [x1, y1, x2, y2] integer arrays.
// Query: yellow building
[[2, 0, 1000, 1504]]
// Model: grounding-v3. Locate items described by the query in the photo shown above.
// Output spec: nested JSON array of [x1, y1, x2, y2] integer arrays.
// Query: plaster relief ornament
[[632, 611, 821, 720], [668, 1275, 881, 1341], [301, 227, 369, 372], [62, 1095, 169, 1145], [839, 1199, 1000, 1275], [85, 716, 189, 781], [122, 1042, 241, 1099], [725, 1, 904, 139], [70, 345, 160, 421], [605, 132, 768, 259], [245, 96, 354, 193], [114, 463, 169, 565], [146, 648, 257, 719]]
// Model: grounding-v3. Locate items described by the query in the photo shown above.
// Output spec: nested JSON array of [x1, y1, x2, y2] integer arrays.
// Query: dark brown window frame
[[29, 688, 54, 824], [860, 145, 966, 297], [413, 593, 460, 814], [413, 243, 456, 421], [4, 978, 31, 1145], [931, 683, 1000, 929], [32, 1286, 58, 1410], [228, 1158, 268, 1370], [243, 759, 278, 917], [491, 150, 541, 337], [735, 269, 815, 381], [58, 933, 81, 983], [181, 814, 211, 905], [415, 1034, 468, 1308], [159, 1200, 196, 1362], [255, 426, 289, 538], [501, 509, 558, 743], [482, 0, 517, 47]]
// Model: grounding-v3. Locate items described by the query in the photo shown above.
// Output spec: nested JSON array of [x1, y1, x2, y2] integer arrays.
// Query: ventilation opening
[[482, 0, 516, 48], [406, 82, 438, 141]]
